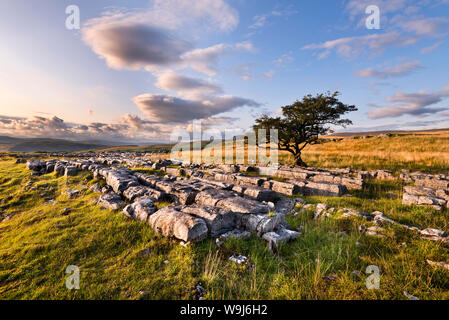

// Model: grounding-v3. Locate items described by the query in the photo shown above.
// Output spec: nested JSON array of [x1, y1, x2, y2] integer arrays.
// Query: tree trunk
[[294, 153, 307, 167]]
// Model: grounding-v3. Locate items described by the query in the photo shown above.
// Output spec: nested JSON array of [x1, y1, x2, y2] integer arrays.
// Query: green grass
[[0, 158, 448, 300]]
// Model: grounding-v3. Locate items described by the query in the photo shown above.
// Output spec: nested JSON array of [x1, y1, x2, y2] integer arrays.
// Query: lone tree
[[253, 91, 357, 167]]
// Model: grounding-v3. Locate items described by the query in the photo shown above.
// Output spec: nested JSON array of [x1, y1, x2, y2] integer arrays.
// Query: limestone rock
[[64, 166, 77, 177], [123, 199, 157, 222], [216, 196, 269, 214], [262, 225, 300, 248], [420, 228, 447, 238], [66, 189, 80, 199], [274, 197, 296, 215], [97, 193, 124, 210], [26, 160, 46, 171], [90, 183, 102, 193], [426, 259, 449, 271], [242, 186, 278, 202], [149, 207, 208, 242], [180, 205, 236, 237], [241, 212, 283, 234], [269, 181, 300, 196]]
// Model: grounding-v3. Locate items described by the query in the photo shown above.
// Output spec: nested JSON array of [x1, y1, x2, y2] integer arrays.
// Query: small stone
[[195, 282, 206, 300], [180, 241, 190, 247], [139, 248, 152, 256], [322, 274, 338, 282], [351, 270, 362, 278], [229, 254, 248, 265], [62, 208, 71, 216], [404, 291, 419, 300], [66, 189, 80, 199], [420, 228, 447, 238], [426, 259, 449, 271], [366, 226, 385, 238]]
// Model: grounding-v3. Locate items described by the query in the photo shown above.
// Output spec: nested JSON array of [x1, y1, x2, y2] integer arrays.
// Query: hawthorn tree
[[253, 91, 357, 167]]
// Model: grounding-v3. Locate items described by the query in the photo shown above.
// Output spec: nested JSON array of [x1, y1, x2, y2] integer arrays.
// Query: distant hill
[[332, 128, 449, 137], [0, 136, 121, 153]]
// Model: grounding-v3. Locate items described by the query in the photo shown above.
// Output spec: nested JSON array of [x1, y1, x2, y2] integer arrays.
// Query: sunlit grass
[[0, 156, 448, 300]]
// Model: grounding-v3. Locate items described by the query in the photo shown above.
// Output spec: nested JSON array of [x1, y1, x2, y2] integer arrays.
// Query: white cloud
[[302, 32, 419, 59], [397, 17, 449, 36], [133, 94, 260, 123], [82, 22, 191, 71], [263, 70, 276, 79], [0, 114, 161, 141], [368, 85, 449, 119], [355, 61, 422, 78], [420, 41, 444, 54], [273, 52, 294, 66], [155, 72, 223, 99], [249, 6, 298, 29]]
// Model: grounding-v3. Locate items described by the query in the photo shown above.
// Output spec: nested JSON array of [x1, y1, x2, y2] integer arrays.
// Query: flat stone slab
[[97, 193, 124, 210], [300, 180, 347, 197], [123, 199, 157, 222], [262, 226, 301, 247], [216, 196, 269, 214], [402, 192, 447, 208], [149, 207, 208, 242], [180, 205, 236, 237]]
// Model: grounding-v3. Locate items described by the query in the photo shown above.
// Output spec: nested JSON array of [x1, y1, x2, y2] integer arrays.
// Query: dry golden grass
[[161, 132, 449, 172], [89, 129, 449, 173]]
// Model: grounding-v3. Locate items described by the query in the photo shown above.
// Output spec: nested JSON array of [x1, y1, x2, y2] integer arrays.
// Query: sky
[[0, 0, 448, 143]]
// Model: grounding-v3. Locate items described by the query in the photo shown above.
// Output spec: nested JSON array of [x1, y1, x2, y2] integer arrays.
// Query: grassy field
[[1, 157, 448, 300], [121, 130, 449, 173], [290, 131, 449, 173]]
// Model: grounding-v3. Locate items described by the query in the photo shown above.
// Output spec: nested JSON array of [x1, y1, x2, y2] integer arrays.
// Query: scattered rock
[[403, 291, 419, 300], [123, 199, 157, 222], [64, 166, 77, 177], [229, 254, 248, 265], [195, 282, 207, 300], [420, 228, 447, 238], [90, 183, 102, 193], [426, 259, 449, 271], [66, 189, 80, 199], [97, 193, 124, 210], [322, 274, 338, 282], [149, 207, 208, 242], [366, 226, 385, 238]]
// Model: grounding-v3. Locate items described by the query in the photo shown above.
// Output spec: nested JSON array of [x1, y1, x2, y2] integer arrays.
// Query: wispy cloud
[[420, 41, 444, 54], [132, 94, 260, 123], [249, 6, 298, 29], [368, 85, 449, 119], [302, 32, 418, 59], [155, 72, 223, 99], [355, 61, 422, 78], [273, 52, 294, 66]]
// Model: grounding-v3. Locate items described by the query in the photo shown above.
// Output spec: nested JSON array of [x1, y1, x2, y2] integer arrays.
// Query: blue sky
[[0, 0, 448, 142]]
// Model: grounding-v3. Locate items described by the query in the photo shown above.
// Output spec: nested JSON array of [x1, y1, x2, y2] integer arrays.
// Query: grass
[[297, 132, 449, 173], [0, 155, 448, 300]]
